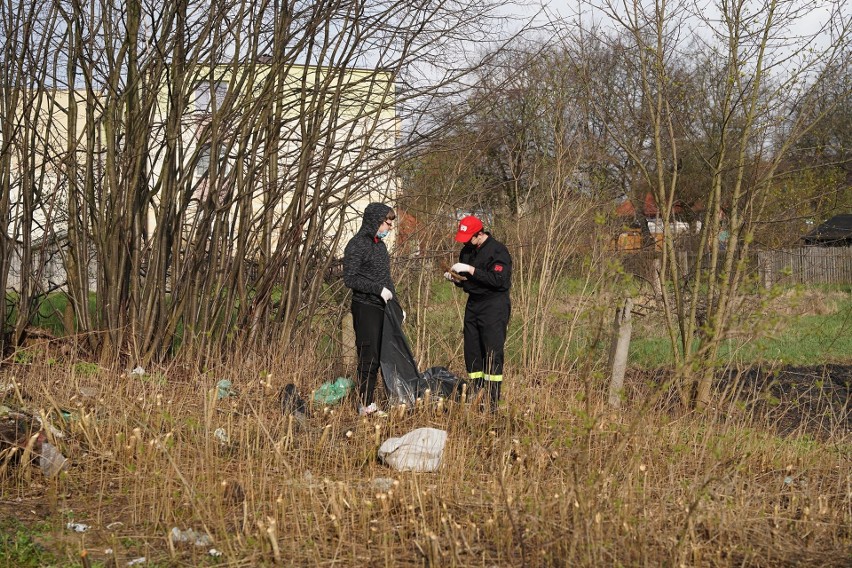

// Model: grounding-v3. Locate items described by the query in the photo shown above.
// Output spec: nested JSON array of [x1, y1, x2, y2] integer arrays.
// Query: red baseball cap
[[455, 215, 483, 243]]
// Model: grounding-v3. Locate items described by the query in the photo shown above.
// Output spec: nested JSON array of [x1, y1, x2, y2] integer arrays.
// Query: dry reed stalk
[[19, 432, 40, 483], [317, 424, 332, 449], [266, 517, 282, 563], [285, 414, 294, 450], [395, 403, 407, 420], [10, 376, 26, 407], [373, 423, 382, 448], [0, 448, 17, 477]]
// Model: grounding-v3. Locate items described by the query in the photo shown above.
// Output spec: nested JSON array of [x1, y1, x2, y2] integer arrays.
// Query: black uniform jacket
[[454, 233, 512, 300]]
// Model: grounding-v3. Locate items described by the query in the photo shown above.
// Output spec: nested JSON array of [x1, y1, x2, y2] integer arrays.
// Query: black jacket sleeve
[[459, 239, 512, 295]]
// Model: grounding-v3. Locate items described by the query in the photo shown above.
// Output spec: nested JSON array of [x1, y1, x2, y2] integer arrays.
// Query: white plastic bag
[[170, 527, 213, 547], [40, 442, 69, 477], [378, 428, 447, 472]]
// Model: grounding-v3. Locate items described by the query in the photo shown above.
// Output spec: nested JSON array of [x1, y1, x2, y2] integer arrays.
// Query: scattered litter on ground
[[170, 527, 213, 547], [127, 557, 146, 565], [370, 477, 396, 492], [40, 421, 65, 439], [40, 442, 69, 477], [106, 522, 123, 530], [312, 377, 353, 406], [213, 428, 229, 445], [280, 383, 308, 421], [79, 387, 99, 398], [216, 379, 234, 399], [209, 548, 222, 557], [378, 428, 447, 472], [66, 522, 90, 532], [130, 366, 145, 378], [418, 366, 467, 400], [58, 409, 79, 422]]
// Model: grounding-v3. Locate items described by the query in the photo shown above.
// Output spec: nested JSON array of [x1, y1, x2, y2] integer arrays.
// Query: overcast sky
[[515, 0, 845, 47]]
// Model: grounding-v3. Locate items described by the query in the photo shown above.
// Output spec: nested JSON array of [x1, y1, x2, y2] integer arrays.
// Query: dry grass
[[1, 347, 849, 567], [767, 289, 846, 317]]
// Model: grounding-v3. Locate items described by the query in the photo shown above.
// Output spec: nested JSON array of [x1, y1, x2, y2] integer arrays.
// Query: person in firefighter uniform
[[445, 215, 512, 411]]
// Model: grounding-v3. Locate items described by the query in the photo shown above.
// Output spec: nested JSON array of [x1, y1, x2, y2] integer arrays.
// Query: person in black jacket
[[445, 215, 512, 412], [343, 203, 397, 416]]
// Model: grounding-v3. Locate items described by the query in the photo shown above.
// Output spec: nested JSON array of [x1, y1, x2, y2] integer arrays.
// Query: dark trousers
[[463, 296, 510, 409], [351, 301, 384, 407]]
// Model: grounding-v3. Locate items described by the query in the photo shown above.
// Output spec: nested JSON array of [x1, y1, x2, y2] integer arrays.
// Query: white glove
[[380, 287, 393, 303], [451, 263, 473, 274], [444, 271, 454, 282]]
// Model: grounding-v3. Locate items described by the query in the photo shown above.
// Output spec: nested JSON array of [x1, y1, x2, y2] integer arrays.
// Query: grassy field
[[627, 289, 852, 368], [1, 284, 850, 566]]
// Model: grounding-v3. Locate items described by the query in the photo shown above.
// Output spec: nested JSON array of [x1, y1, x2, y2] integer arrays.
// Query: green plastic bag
[[312, 377, 354, 406]]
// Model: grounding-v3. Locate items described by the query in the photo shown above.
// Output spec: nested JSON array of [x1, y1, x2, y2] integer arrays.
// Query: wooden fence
[[613, 246, 852, 287], [757, 246, 852, 287]]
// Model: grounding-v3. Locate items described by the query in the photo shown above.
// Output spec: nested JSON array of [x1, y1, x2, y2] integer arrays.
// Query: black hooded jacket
[[343, 203, 396, 307]]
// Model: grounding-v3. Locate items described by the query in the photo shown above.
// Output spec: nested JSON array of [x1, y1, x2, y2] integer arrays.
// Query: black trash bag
[[418, 366, 467, 400], [379, 302, 469, 407], [379, 300, 421, 406], [279, 383, 308, 418]]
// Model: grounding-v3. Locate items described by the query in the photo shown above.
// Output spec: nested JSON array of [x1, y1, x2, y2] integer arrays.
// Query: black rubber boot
[[462, 377, 481, 405], [485, 380, 501, 413]]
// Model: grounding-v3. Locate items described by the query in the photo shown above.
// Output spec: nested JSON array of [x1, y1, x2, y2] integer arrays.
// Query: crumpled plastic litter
[[170, 527, 213, 547], [312, 377, 353, 406], [216, 379, 234, 399], [378, 428, 447, 472], [213, 428, 229, 445], [41, 442, 69, 477]]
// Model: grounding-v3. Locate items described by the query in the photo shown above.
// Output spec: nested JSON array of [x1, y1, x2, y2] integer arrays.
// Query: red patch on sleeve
[[493, 264, 503, 272]]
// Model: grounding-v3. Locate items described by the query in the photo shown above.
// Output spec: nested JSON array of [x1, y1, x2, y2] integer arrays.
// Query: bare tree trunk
[[607, 297, 633, 409], [341, 312, 356, 374]]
